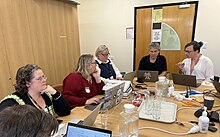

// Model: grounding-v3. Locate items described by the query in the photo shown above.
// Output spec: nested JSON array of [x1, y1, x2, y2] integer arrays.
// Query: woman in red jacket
[[62, 54, 105, 108]]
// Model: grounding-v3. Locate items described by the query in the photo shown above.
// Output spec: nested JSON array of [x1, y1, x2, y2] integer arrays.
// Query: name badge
[[85, 87, 90, 93]]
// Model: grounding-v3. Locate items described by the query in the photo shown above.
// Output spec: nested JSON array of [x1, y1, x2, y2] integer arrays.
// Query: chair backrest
[[52, 84, 63, 93]]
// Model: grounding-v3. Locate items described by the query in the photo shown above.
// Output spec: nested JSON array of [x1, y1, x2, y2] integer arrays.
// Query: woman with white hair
[[62, 54, 105, 108], [95, 45, 122, 81]]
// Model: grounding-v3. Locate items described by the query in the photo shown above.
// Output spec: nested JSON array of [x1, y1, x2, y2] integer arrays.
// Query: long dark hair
[[15, 64, 41, 94]]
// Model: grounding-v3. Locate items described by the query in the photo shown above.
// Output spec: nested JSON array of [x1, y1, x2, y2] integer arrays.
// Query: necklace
[[27, 93, 50, 114]]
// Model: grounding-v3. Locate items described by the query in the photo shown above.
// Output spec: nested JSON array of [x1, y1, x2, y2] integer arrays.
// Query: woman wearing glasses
[[95, 45, 123, 81], [62, 54, 105, 108], [138, 42, 167, 76], [177, 41, 214, 82], [0, 64, 71, 116]]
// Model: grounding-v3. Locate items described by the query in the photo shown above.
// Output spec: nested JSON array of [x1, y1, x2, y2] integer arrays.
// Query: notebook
[[172, 73, 201, 87], [65, 123, 112, 137], [85, 82, 125, 111], [137, 70, 159, 82]]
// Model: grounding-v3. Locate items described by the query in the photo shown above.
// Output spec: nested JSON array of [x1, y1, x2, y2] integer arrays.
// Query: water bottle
[[119, 104, 139, 137], [155, 76, 169, 100]]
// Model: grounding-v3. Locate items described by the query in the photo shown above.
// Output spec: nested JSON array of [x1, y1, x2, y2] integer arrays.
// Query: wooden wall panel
[[25, 0, 57, 85], [47, 0, 72, 84], [0, 0, 34, 84], [0, 19, 14, 99], [64, 4, 80, 72], [0, 0, 80, 98]]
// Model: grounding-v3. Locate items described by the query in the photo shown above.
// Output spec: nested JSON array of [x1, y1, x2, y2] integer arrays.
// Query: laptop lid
[[172, 73, 201, 87], [83, 102, 103, 126], [137, 70, 158, 82], [102, 82, 125, 110], [123, 71, 136, 83], [66, 123, 112, 137], [213, 80, 220, 93], [84, 82, 125, 111]]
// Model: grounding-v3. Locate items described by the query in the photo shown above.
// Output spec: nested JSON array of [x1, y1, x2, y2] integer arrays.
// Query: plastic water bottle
[[119, 104, 139, 137], [155, 76, 169, 100]]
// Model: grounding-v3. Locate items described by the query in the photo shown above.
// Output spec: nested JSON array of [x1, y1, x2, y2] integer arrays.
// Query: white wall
[[77, 0, 220, 75]]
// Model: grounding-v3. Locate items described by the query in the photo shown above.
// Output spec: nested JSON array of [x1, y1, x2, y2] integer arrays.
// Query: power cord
[[138, 125, 200, 135]]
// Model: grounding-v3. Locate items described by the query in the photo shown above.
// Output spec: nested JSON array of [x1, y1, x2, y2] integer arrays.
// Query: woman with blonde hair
[[62, 54, 105, 108]]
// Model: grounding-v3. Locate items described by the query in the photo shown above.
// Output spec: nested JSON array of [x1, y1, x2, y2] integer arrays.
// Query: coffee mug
[[204, 96, 214, 110]]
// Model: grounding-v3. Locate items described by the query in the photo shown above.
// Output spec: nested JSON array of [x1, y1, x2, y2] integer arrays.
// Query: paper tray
[[138, 101, 177, 123]]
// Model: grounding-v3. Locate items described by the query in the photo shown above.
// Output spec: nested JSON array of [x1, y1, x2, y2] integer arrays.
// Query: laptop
[[85, 82, 125, 111], [123, 71, 136, 83], [137, 70, 159, 82], [212, 80, 220, 93], [65, 123, 112, 137], [172, 73, 201, 87], [78, 103, 103, 126]]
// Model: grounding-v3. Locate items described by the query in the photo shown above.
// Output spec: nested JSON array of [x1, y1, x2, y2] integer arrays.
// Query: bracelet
[[53, 94, 61, 100]]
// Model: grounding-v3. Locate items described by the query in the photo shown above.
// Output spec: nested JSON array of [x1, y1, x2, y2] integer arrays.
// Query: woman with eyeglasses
[[138, 42, 167, 76], [0, 64, 71, 116], [95, 45, 123, 81], [177, 41, 214, 82], [62, 54, 105, 108]]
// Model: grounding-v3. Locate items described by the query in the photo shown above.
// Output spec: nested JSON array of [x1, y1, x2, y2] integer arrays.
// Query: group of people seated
[[0, 40, 214, 136]]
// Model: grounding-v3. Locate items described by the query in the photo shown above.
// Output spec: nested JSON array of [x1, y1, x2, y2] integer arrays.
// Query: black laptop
[[212, 80, 220, 93], [137, 70, 158, 82], [65, 123, 112, 137], [172, 73, 201, 87]]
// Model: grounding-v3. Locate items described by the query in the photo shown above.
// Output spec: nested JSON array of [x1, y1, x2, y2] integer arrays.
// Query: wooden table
[[59, 82, 220, 137]]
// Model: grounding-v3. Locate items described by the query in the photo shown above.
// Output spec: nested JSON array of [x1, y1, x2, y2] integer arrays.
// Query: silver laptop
[[85, 82, 125, 111], [78, 103, 103, 126], [172, 73, 201, 87], [65, 123, 112, 137], [137, 70, 158, 82], [123, 71, 136, 83]]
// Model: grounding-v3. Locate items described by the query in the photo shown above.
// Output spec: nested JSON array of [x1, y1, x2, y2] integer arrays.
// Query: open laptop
[[78, 103, 103, 126], [172, 73, 201, 87], [137, 70, 158, 82], [123, 71, 136, 83], [85, 82, 125, 111], [212, 80, 220, 93], [65, 123, 112, 137]]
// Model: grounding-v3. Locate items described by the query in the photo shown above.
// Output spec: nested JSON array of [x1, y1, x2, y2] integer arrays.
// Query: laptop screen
[[66, 123, 112, 137]]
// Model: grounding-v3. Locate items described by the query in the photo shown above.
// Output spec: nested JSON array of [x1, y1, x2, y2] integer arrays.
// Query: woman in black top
[[0, 64, 71, 116], [138, 42, 167, 75]]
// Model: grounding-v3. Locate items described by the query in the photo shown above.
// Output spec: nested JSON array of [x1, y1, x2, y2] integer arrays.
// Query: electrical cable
[[138, 124, 200, 135]]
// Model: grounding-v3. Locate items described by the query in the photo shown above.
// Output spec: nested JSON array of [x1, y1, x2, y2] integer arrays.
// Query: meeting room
[[0, 0, 220, 137]]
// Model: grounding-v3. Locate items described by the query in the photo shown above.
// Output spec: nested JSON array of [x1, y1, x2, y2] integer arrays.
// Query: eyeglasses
[[35, 75, 47, 82], [101, 53, 110, 56], [184, 50, 194, 53]]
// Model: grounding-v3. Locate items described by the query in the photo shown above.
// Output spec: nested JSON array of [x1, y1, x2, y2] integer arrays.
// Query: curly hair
[[14, 64, 41, 94], [0, 105, 58, 137]]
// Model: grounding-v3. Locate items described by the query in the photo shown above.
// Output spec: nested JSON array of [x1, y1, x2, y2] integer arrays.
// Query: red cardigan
[[62, 72, 105, 108]]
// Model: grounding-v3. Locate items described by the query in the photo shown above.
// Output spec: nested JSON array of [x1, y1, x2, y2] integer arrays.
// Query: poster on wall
[[152, 29, 162, 42], [126, 27, 134, 39]]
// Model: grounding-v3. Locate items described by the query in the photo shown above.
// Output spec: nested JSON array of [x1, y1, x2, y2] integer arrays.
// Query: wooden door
[[134, 2, 198, 74]]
